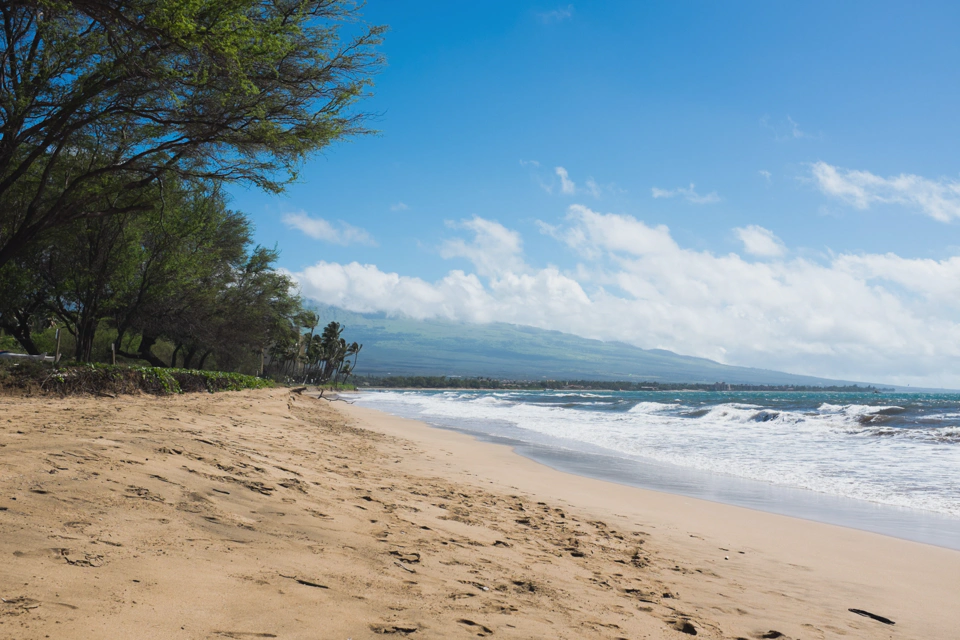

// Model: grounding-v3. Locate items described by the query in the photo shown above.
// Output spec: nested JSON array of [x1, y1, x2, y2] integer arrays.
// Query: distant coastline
[[354, 375, 893, 393]]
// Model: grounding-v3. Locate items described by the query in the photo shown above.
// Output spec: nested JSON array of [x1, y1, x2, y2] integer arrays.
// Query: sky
[[230, 1, 960, 387]]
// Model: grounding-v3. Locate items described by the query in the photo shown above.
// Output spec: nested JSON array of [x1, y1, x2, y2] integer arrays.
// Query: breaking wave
[[356, 389, 960, 518]]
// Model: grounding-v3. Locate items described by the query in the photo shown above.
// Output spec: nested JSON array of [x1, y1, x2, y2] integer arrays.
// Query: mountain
[[310, 304, 876, 386]]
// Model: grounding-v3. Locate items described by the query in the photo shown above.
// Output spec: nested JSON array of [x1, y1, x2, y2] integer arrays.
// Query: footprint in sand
[[369, 623, 419, 635], [457, 619, 494, 636]]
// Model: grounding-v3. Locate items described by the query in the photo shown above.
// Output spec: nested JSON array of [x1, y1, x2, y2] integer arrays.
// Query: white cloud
[[555, 166, 576, 195], [440, 217, 526, 277], [735, 225, 785, 258], [537, 4, 574, 23], [293, 206, 960, 387], [759, 170, 771, 182], [585, 177, 601, 198], [786, 115, 808, 139], [281, 212, 376, 245], [519, 159, 540, 168], [651, 183, 720, 204], [811, 161, 960, 222], [390, 202, 409, 211], [761, 115, 817, 142]]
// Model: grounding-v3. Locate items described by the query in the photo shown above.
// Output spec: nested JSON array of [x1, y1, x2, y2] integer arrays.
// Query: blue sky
[[231, 2, 960, 387]]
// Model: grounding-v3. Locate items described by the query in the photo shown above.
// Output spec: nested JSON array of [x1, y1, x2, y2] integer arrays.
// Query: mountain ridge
[[308, 303, 887, 387]]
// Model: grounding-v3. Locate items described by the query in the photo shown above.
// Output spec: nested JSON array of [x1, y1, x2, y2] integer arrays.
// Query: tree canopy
[[0, 0, 374, 381], [0, 0, 384, 265]]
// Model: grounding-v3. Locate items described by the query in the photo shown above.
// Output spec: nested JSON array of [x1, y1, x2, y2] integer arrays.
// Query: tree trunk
[[1, 311, 41, 355], [182, 346, 198, 369], [74, 313, 98, 361], [197, 349, 212, 370], [136, 334, 169, 368], [171, 343, 183, 368]]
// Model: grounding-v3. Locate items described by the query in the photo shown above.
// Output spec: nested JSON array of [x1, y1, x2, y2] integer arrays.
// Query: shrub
[[0, 361, 272, 396]]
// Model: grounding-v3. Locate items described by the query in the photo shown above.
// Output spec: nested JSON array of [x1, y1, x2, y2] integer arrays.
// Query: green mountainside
[[310, 304, 876, 387]]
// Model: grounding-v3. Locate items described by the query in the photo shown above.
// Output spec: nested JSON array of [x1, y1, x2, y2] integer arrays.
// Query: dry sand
[[0, 388, 957, 639]]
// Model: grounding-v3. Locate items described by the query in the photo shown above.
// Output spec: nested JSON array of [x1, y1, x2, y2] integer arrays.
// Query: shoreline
[[1, 389, 957, 639], [340, 400, 960, 638], [352, 394, 960, 551]]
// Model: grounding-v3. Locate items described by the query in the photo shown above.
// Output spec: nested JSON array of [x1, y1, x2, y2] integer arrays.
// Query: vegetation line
[[0, 361, 272, 397]]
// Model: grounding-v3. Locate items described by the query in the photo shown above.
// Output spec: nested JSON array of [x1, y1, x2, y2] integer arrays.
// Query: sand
[[0, 389, 957, 639]]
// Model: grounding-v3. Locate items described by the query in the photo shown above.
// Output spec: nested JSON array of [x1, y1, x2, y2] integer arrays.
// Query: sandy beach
[[1, 388, 957, 639]]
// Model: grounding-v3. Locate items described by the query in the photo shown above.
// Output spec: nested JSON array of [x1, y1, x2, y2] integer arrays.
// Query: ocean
[[354, 389, 960, 549]]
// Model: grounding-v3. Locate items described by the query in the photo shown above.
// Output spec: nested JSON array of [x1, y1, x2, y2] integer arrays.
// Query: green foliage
[[0, 360, 272, 396], [1, 177, 315, 372], [0, 0, 384, 266], [295, 321, 361, 386], [0, 2, 377, 377]]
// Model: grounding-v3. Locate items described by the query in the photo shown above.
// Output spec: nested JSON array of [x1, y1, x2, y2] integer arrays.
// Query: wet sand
[[0, 388, 957, 639]]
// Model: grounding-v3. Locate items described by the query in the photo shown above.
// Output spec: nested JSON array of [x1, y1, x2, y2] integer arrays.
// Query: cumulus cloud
[[556, 166, 576, 194], [293, 206, 960, 386], [651, 183, 720, 204], [440, 217, 526, 277], [735, 225, 785, 258], [281, 212, 375, 245], [811, 161, 960, 222]]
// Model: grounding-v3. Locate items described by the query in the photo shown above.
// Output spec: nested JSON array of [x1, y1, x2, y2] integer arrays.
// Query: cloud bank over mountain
[[293, 205, 960, 387]]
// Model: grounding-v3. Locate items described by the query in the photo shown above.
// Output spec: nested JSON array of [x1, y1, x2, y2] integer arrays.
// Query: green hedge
[[0, 361, 272, 396]]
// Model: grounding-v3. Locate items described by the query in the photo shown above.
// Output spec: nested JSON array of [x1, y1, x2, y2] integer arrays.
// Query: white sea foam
[[357, 391, 960, 518]]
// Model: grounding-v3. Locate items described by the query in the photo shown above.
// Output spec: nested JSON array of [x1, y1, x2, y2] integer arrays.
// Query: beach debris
[[758, 632, 784, 639], [278, 573, 329, 589], [394, 561, 416, 573], [294, 578, 328, 589], [848, 608, 895, 625], [458, 580, 490, 591]]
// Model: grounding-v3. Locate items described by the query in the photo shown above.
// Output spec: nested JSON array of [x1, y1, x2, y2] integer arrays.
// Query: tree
[[39, 208, 139, 361], [299, 320, 361, 387], [0, 0, 384, 266], [0, 253, 49, 354]]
